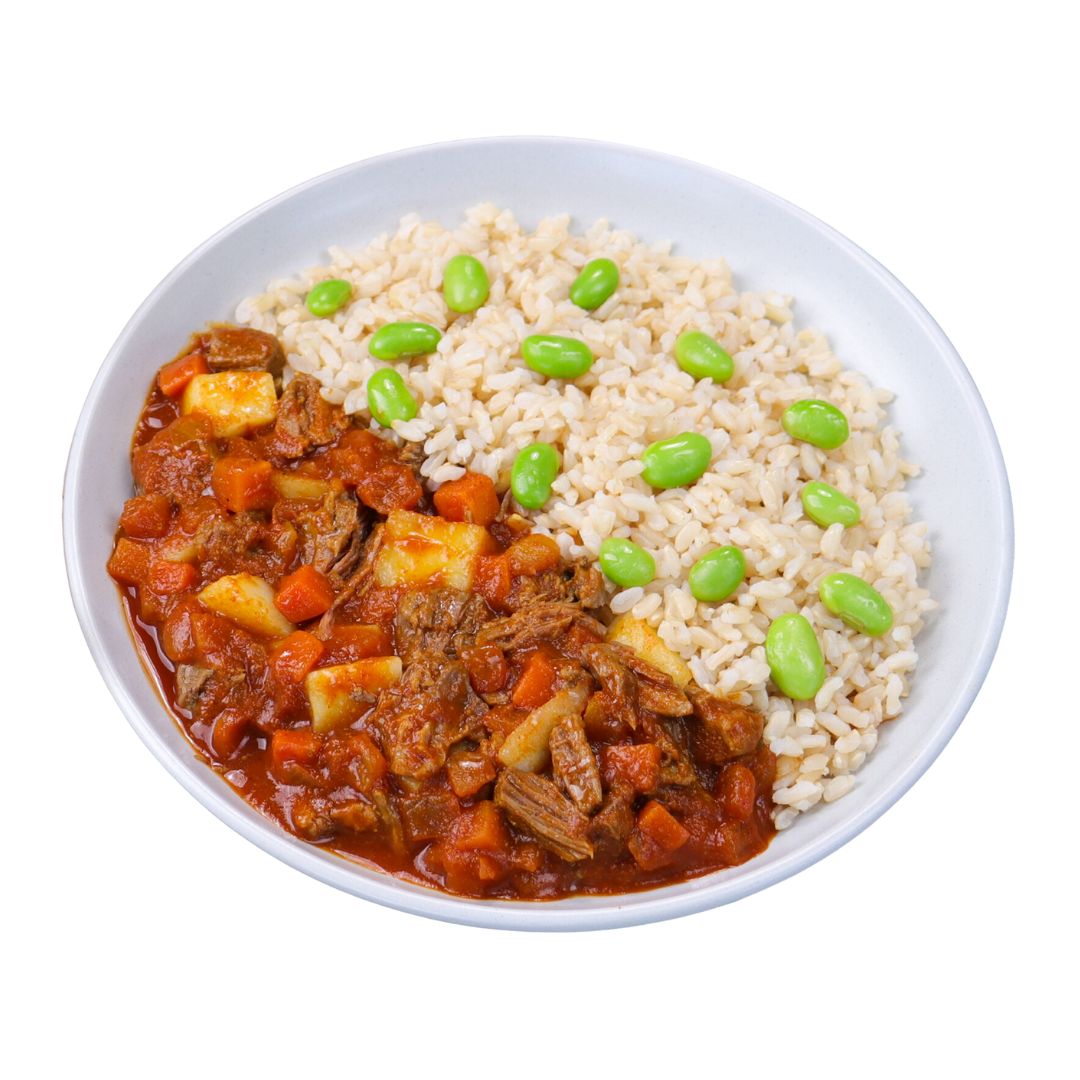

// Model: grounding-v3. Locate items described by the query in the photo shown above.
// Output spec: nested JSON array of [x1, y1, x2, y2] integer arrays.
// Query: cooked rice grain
[[236, 204, 937, 827]]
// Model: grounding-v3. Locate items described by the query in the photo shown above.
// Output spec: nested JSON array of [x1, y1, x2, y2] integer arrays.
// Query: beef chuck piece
[[316, 524, 383, 638], [579, 643, 640, 731], [550, 714, 603, 814], [504, 558, 609, 612], [494, 769, 594, 862], [206, 327, 285, 377], [686, 686, 765, 765], [175, 664, 213, 713], [271, 372, 350, 458], [292, 488, 370, 580], [475, 602, 607, 654], [641, 714, 698, 787], [132, 415, 218, 505], [588, 782, 636, 857], [395, 589, 492, 666], [371, 655, 488, 782], [620, 651, 692, 717], [207, 326, 284, 376]]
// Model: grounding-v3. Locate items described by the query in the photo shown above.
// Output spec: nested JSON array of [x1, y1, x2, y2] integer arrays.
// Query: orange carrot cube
[[274, 565, 336, 623]]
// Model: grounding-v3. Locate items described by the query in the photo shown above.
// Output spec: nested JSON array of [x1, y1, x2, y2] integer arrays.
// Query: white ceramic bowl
[[63, 138, 1012, 930]]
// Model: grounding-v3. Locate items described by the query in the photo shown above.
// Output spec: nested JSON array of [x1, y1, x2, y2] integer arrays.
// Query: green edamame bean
[[367, 369, 418, 427], [781, 399, 849, 450], [641, 432, 713, 489], [368, 322, 442, 361], [765, 613, 827, 700], [674, 331, 734, 383], [569, 258, 619, 310], [688, 546, 746, 602], [443, 254, 489, 313], [305, 279, 353, 317], [819, 573, 893, 636], [521, 335, 595, 379], [511, 443, 560, 509], [598, 538, 656, 588], [800, 481, 861, 528]]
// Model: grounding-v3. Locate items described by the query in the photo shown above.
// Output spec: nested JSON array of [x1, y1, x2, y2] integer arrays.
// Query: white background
[[3, 2, 1075, 1077]]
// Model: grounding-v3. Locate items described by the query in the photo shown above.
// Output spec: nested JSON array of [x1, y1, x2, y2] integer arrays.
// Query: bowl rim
[[63, 135, 1014, 931]]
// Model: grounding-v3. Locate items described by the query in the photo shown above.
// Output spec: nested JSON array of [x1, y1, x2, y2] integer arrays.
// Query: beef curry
[[108, 327, 776, 899]]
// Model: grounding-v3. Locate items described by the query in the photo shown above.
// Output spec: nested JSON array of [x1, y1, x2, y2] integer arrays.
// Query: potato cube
[[181, 372, 277, 438], [305, 657, 403, 734], [271, 471, 332, 500], [497, 683, 590, 773], [198, 573, 295, 639], [374, 510, 499, 591], [606, 614, 692, 688]]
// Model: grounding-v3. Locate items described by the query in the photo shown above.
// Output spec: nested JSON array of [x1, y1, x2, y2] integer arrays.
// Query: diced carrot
[[601, 743, 662, 794], [274, 564, 336, 623], [506, 533, 561, 576], [445, 748, 497, 798], [158, 351, 210, 397], [271, 729, 323, 771], [459, 643, 509, 693], [433, 472, 501, 527], [211, 709, 250, 759], [636, 800, 690, 853], [475, 853, 505, 883], [107, 537, 151, 587], [339, 427, 394, 467], [452, 800, 511, 855], [473, 553, 511, 610], [210, 456, 276, 513], [511, 651, 557, 709], [323, 624, 394, 665], [356, 462, 423, 513], [270, 630, 326, 684], [119, 494, 173, 539], [148, 560, 198, 595], [715, 762, 757, 822]]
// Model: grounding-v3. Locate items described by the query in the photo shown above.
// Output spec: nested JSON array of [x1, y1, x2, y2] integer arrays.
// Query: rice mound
[[235, 204, 936, 829]]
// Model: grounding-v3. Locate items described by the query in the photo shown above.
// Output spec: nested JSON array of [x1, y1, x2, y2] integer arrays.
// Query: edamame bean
[[367, 369, 418, 427], [688, 546, 746, 602], [641, 432, 713, 489], [598, 538, 655, 587], [368, 322, 442, 361], [511, 442, 560, 509], [819, 573, 893, 636], [674, 331, 734, 383], [800, 481, 861, 528], [521, 335, 595, 379], [569, 258, 619, 310], [443, 254, 489, 313], [305, 279, 353, 317], [765, 613, 827, 700], [781, 399, 849, 450]]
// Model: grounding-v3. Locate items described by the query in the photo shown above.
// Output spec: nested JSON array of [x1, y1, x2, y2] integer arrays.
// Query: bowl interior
[[64, 138, 1012, 930]]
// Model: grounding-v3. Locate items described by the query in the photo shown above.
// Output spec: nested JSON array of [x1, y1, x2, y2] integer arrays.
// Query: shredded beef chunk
[[395, 589, 492, 666], [588, 782, 636, 856], [292, 488, 370, 580], [371, 655, 488, 782], [642, 713, 698, 787], [175, 664, 213, 713], [494, 769, 594, 862], [504, 557, 608, 612], [686, 686, 765, 765], [316, 524, 383, 638], [475, 601, 607, 654], [580, 642, 640, 731], [272, 372, 350, 458], [206, 327, 285, 377], [550, 714, 603, 814]]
